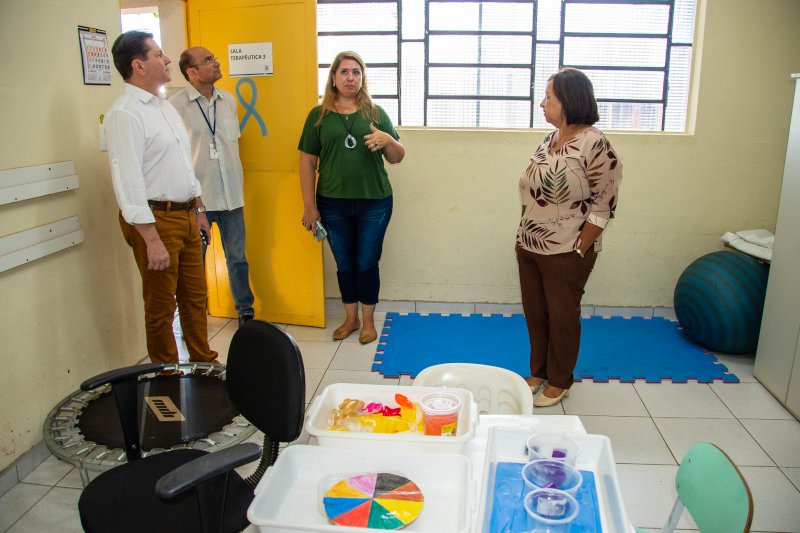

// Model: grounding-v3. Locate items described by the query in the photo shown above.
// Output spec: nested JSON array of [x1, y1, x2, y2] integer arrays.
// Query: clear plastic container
[[523, 489, 579, 533], [527, 433, 582, 466], [521, 459, 583, 496], [419, 392, 461, 436]]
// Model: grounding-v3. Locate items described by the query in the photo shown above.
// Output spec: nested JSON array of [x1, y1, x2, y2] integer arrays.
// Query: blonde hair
[[316, 51, 381, 126]]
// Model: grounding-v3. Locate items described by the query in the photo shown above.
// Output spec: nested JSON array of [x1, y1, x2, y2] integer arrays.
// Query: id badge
[[210, 143, 219, 160]]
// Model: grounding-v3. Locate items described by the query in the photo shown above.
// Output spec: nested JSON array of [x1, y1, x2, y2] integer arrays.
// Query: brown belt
[[148, 199, 196, 212]]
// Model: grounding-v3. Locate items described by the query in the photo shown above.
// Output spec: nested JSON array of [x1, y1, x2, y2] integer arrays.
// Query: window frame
[[317, 0, 693, 131]]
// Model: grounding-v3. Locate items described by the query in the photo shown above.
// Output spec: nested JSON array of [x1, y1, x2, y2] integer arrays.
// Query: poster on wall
[[228, 43, 273, 77], [78, 26, 112, 85]]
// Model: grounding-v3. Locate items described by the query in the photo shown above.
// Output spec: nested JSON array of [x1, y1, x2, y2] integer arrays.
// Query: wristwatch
[[576, 248, 585, 258], [194, 206, 207, 214]]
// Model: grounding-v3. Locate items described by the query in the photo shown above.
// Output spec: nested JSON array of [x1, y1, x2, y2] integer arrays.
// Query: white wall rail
[[0, 217, 84, 273], [0, 161, 80, 206]]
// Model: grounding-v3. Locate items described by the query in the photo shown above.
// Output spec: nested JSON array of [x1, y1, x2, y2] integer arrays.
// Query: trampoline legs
[[79, 466, 90, 488]]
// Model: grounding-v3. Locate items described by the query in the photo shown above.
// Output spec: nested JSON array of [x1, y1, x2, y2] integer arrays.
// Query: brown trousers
[[517, 245, 597, 389], [120, 211, 218, 364]]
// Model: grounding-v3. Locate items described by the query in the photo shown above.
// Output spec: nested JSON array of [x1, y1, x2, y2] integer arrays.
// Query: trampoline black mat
[[79, 374, 239, 451]]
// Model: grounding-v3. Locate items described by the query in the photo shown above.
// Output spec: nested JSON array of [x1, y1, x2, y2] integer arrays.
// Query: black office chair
[[78, 320, 306, 533]]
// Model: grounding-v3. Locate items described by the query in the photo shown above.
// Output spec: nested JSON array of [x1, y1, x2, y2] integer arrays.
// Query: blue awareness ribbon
[[235, 78, 268, 137]]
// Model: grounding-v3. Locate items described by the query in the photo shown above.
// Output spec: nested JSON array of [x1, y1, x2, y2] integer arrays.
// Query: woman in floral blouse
[[517, 68, 622, 407]]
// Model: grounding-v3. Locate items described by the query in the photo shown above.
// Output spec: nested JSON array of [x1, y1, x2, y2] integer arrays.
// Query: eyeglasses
[[189, 56, 219, 68]]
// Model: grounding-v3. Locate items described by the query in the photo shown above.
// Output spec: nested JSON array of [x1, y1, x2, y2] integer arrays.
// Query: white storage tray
[[475, 427, 633, 533], [305, 383, 479, 454], [248, 445, 477, 533]]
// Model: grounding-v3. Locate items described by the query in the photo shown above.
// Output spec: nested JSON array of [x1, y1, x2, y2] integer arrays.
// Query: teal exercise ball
[[674, 251, 769, 354]]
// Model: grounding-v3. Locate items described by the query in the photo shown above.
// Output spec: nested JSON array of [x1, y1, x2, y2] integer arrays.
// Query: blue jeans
[[316, 194, 393, 305], [201, 207, 255, 317]]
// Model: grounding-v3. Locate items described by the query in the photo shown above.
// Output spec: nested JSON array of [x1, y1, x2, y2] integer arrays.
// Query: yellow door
[[186, 0, 325, 327]]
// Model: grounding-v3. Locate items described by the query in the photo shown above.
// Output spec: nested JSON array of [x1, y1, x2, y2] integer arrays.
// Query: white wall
[[0, 0, 145, 471], [322, 0, 800, 307]]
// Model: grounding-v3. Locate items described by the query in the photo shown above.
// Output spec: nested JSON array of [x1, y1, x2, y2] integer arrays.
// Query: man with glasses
[[103, 31, 218, 364], [170, 47, 255, 328]]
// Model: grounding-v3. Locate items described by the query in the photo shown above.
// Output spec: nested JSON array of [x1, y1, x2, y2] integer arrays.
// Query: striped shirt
[[103, 84, 201, 225], [169, 84, 245, 212]]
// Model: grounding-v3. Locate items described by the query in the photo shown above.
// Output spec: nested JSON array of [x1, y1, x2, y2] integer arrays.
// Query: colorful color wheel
[[323, 473, 424, 529]]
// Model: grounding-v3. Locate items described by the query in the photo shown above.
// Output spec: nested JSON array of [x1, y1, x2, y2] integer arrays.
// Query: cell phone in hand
[[200, 229, 209, 245], [314, 220, 328, 241]]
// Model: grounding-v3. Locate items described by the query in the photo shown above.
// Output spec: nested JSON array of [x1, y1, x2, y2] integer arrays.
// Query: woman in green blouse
[[299, 51, 405, 343]]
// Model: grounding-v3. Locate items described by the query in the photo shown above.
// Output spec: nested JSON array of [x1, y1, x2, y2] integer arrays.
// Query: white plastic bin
[[476, 426, 633, 533], [305, 384, 479, 454], [248, 445, 477, 533]]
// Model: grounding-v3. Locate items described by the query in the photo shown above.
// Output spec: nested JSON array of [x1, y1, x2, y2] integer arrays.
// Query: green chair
[[635, 442, 753, 533]]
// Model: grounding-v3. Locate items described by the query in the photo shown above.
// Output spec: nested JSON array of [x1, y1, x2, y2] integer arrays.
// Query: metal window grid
[[317, 0, 692, 130]]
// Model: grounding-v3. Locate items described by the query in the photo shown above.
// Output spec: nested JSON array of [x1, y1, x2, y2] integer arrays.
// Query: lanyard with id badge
[[196, 99, 219, 159]]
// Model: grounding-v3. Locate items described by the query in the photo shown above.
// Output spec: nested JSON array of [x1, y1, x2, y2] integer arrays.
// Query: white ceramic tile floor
[[739, 418, 800, 467], [633, 382, 734, 418], [782, 467, 800, 491], [4, 313, 800, 533], [580, 416, 676, 465], [709, 382, 796, 420], [293, 340, 339, 369], [738, 466, 800, 532], [6, 488, 83, 533], [206, 316, 230, 339], [712, 352, 759, 383], [654, 417, 775, 467], [615, 463, 697, 530], [562, 380, 650, 417], [329, 340, 383, 371]]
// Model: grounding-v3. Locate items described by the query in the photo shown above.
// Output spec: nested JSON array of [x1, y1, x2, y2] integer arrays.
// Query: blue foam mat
[[373, 313, 739, 383]]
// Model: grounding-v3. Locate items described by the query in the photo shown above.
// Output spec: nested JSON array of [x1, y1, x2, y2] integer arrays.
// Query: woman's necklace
[[332, 102, 358, 149]]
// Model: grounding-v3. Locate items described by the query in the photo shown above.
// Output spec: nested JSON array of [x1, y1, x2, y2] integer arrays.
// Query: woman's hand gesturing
[[364, 122, 390, 152]]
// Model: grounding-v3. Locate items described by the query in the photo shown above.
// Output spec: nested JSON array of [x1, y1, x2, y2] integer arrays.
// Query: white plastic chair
[[413, 363, 533, 415]]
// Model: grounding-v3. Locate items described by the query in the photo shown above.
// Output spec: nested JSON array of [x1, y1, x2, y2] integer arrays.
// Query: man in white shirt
[[104, 31, 218, 364], [169, 47, 255, 328]]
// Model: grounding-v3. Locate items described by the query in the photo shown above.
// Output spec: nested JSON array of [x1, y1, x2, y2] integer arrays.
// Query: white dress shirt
[[103, 83, 202, 224], [169, 84, 245, 212]]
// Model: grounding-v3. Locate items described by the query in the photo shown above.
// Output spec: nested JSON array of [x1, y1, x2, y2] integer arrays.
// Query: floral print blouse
[[517, 127, 622, 255]]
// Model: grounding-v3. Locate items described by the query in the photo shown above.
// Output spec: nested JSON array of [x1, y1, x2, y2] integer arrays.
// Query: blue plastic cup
[[524, 488, 579, 533], [521, 459, 583, 496]]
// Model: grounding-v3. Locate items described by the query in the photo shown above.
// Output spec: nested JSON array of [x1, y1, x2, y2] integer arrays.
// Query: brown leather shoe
[[359, 330, 378, 344], [333, 326, 358, 340]]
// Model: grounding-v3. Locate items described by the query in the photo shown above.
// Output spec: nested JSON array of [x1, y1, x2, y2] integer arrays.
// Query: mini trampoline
[[43, 362, 257, 486]]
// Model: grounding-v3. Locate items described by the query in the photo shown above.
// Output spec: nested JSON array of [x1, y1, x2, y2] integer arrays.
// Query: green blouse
[[298, 105, 400, 199]]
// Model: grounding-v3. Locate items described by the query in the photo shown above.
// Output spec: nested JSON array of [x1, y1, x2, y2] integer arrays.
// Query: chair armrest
[[155, 443, 262, 499], [80, 363, 165, 391]]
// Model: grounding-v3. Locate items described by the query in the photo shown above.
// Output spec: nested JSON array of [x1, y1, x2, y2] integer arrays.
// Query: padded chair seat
[[78, 449, 254, 533]]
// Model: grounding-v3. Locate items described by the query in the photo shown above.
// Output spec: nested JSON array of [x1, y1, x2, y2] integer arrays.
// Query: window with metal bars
[[317, 0, 695, 131]]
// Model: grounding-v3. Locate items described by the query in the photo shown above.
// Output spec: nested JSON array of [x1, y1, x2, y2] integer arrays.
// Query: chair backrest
[[677, 442, 753, 533], [413, 363, 533, 415], [226, 320, 306, 443]]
